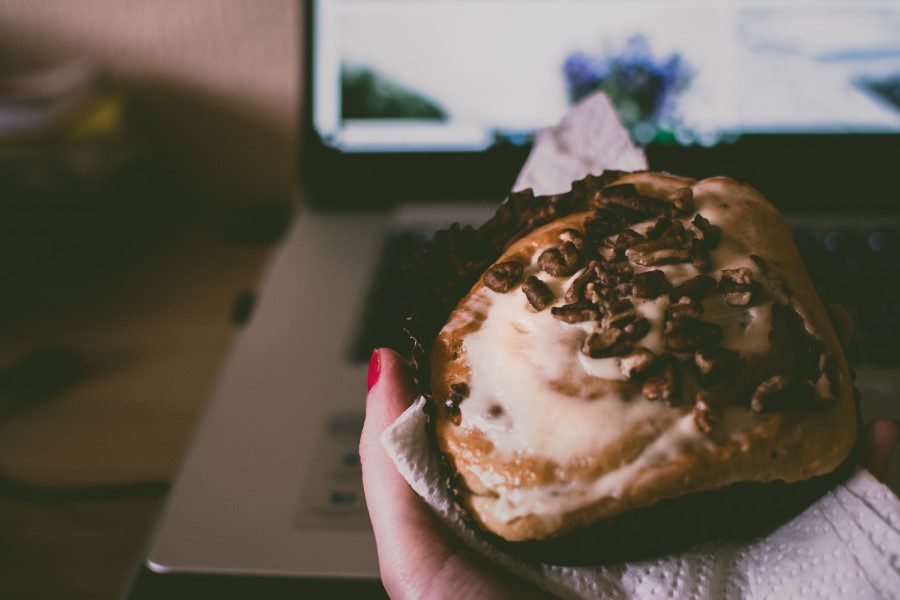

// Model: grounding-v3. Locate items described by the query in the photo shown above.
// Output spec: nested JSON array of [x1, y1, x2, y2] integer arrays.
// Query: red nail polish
[[367, 350, 381, 392]]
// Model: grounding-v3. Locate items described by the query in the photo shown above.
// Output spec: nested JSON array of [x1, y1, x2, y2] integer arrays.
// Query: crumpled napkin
[[513, 92, 648, 194], [382, 93, 900, 599]]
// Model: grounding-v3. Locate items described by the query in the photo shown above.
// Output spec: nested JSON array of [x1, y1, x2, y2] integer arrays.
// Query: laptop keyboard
[[349, 229, 432, 362], [793, 226, 900, 366], [351, 225, 900, 367]]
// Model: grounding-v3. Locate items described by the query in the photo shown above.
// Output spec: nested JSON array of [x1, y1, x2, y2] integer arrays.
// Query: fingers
[[360, 349, 427, 533], [360, 349, 446, 593], [826, 303, 853, 350], [861, 419, 900, 481]]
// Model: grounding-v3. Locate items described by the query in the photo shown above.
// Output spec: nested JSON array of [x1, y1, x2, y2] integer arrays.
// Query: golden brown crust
[[431, 171, 856, 542]]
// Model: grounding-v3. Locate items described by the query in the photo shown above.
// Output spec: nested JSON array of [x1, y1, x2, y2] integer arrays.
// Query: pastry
[[425, 171, 856, 542]]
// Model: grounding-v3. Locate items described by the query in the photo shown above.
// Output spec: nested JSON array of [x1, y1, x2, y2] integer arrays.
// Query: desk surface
[[0, 220, 274, 599]]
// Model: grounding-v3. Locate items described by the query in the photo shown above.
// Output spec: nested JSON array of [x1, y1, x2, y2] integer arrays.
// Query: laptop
[[145, 0, 900, 580]]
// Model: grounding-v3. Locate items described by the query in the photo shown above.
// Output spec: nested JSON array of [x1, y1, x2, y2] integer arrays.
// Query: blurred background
[[2, 1, 899, 598], [0, 2, 296, 597]]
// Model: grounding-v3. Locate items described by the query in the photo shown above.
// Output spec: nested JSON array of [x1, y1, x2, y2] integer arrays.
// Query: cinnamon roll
[[429, 171, 856, 542]]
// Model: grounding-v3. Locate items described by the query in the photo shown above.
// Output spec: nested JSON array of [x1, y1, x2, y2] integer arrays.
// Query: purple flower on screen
[[563, 35, 692, 144]]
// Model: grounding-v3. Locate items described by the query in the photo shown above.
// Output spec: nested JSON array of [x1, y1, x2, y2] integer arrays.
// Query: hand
[[360, 348, 546, 599], [361, 307, 898, 598]]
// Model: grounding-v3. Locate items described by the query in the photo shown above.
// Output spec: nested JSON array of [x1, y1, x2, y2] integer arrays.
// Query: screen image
[[312, 0, 900, 152]]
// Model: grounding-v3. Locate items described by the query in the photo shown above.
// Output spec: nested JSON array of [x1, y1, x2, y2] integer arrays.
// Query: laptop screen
[[312, 0, 900, 155]]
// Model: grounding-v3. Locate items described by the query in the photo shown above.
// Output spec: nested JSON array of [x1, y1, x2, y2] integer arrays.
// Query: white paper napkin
[[382, 93, 900, 599], [513, 92, 648, 195]]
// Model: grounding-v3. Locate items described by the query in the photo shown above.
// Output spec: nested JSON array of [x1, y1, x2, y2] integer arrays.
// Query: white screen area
[[312, 0, 900, 152]]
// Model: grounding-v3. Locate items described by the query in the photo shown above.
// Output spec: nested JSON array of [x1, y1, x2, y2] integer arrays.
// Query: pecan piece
[[643, 353, 681, 403], [551, 302, 598, 324], [690, 238, 710, 271], [595, 292, 631, 315], [559, 241, 580, 267], [615, 229, 645, 258], [601, 303, 638, 330], [634, 237, 681, 255], [719, 267, 758, 306], [595, 261, 633, 287], [626, 234, 685, 255], [690, 213, 721, 248], [538, 246, 578, 277], [646, 216, 673, 240], [600, 183, 677, 219], [595, 239, 619, 263], [572, 173, 608, 205], [623, 317, 650, 341], [615, 281, 632, 298], [582, 328, 632, 358], [665, 298, 704, 321], [559, 228, 586, 251], [444, 382, 470, 426], [670, 274, 716, 303], [565, 263, 597, 304], [522, 276, 554, 310], [660, 220, 688, 243], [645, 217, 687, 243], [723, 284, 756, 307], [584, 281, 609, 304], [483, 261, 523, 293], [692, 394, 720, 433], [668, 187, 695, 216], [722, 266, 753, 286], [583, 208, 628, 239], [607, 201, 646, 225], [619, 347, 656, 379], [627, 270, 671, 299], [750, 375, 818, 412], [694, 346, 741, 386], [629, 247, 692, 267], [663, 318, 723, 352]]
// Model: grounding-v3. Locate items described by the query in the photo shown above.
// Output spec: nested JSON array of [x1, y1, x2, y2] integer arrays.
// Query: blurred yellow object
[[0, 61, 125, 145], [66, 90, 125, 140]]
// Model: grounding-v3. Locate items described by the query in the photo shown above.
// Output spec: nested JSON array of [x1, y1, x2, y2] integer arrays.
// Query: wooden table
[[0, 218, 275, 599]]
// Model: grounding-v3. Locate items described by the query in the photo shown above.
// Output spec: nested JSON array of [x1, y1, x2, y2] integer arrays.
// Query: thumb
[[360, 349, 421, 521], [359, 349, 450, 592]]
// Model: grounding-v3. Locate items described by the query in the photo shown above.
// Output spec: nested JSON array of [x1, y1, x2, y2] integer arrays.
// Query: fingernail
[[367, 349, 381, 392]]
